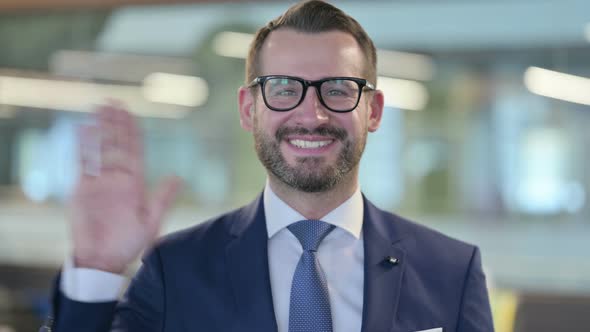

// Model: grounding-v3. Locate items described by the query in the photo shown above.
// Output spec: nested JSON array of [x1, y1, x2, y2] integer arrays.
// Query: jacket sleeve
[[457, 247, 495, 332], [48, 248, 165, 332]]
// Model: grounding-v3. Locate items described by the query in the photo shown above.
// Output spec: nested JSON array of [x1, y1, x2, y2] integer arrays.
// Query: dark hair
[[245, 0, 377, 85]]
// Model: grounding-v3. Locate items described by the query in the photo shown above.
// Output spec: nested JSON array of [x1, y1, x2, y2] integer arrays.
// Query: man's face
[[239, 29, 383, 193]]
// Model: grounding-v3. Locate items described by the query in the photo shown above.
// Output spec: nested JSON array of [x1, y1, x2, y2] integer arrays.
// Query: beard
[[254, 119, 367, 193]]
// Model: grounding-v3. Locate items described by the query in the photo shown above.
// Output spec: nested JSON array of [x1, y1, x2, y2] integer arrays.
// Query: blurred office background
[[0, 0, 589, 331]]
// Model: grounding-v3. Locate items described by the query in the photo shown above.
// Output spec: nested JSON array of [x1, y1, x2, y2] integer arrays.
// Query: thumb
[[145, 176, 183, 236]]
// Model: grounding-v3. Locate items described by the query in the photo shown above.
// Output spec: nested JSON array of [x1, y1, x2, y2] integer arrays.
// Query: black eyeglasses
[[248, 75, 375, 113]]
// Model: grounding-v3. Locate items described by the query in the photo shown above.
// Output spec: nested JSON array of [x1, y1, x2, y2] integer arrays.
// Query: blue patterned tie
[[288, 220, 335, 332]]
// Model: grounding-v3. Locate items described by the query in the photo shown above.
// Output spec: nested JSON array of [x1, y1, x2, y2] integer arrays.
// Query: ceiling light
[[0, 75, 190, 118], [50, 50, 193, 83], [377, 49, 435, 81], [524, 67, 590, 106], [377, 76, 429, 111], [142, 72, 208, 107], [212, 31, 254, 59]]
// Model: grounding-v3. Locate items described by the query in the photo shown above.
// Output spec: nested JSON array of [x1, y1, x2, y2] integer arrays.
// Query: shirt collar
[[263, 181, 364, 239]]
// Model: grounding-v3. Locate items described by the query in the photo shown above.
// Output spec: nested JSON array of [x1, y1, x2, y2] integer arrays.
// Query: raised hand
[[70, 102, 181, 274]]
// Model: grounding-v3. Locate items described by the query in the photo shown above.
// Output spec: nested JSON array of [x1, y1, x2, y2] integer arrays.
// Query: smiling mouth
[[288, 139, 334, 149]]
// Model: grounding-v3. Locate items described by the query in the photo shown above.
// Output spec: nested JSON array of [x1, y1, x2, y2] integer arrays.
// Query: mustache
[[276, 126, 348, 141]]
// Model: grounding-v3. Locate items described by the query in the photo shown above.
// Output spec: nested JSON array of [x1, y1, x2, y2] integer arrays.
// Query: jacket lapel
[[223, 194, 409, 332], [361, 197, 409, 332], [225, 195, 278, 332]]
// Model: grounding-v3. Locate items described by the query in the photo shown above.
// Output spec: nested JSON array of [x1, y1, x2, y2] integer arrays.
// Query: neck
[[267, 170, 360, 220]]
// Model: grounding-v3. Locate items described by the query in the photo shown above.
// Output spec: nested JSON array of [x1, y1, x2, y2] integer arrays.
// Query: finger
[[144, 176, 183, 237], [95, 103, 119, 170], [96, 102, 143, 176], [97, 100, 128, 150], [114, 106, 144, 177], [100, 146, 133, 175], [96, 102, 118, 137], [78, 124, 101, 178]]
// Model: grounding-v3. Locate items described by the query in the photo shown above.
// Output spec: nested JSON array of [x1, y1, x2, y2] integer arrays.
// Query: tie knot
[[288, 220, 335, 251]]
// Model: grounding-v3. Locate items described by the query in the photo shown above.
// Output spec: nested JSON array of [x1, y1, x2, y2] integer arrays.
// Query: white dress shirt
[[61, 183, 365, 332], [265, 184, 365, 332]]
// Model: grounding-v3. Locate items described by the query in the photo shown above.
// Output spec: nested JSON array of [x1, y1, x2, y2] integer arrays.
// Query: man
[[45, 1, 494, 331]]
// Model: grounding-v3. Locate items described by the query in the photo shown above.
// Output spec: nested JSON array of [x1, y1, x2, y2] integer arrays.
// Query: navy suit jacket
[[48, 194, 494, 332]]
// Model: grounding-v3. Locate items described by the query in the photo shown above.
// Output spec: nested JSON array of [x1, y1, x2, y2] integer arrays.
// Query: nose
[[292, 86, 329, 126]]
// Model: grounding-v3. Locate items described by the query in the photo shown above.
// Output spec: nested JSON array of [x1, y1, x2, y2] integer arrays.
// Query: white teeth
[[289, 139, 332, 149]]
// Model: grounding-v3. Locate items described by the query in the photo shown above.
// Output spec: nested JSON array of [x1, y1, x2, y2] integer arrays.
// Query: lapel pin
[[385, 256, 399, 265]]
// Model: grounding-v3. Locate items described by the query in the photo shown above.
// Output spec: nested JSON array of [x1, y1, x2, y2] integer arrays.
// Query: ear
[[238, 86, 255, 132], [367, 89, 384, 132]]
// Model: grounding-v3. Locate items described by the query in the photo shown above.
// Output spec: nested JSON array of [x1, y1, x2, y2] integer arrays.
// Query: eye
[[266, 78, 301, 97], [322, 80, 357, 97], [325, 88, 349, 96], [273, 88, 298, 97]]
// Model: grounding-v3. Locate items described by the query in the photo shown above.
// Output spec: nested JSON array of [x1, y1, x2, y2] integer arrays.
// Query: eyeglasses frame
[[247, 75, 375, 113]]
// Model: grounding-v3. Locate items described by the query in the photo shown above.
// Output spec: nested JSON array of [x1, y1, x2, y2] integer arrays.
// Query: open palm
[[70, 103, 181, 274]]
